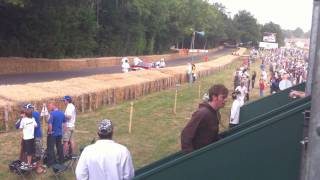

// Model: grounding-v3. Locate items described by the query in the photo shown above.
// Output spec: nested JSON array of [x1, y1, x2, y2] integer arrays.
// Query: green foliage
[[292, 27, 305, 38], [0, 0, 290, 58], [234, 10, 261, 46]]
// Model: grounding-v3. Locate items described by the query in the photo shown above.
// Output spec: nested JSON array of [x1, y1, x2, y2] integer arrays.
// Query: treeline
[[0, 0, 299, 58], [283, 28, 310, 39]]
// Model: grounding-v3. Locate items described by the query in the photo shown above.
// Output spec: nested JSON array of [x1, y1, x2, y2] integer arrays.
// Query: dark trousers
[[47, 135, 64, 166], [252, 79, 255, 88]]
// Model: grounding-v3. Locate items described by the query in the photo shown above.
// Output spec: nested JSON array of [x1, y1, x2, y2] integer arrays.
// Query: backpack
[[8, 160, 22, 173]]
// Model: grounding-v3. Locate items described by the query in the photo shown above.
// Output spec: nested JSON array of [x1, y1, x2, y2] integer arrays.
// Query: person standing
[[229, 91, 242, 128], [192, 63, 196, 82], [235, 82, 248, 105], [251, 71, 257, 88], [24, 103, 46, 173], [47, 103, 66, 166], [122, 59, 130, 73], [259, 78, 265, 97], [76, 119, 134, 180], [181, 84, 229, 153], [63, 96, 77, 157], [18, 108, 37, 170]]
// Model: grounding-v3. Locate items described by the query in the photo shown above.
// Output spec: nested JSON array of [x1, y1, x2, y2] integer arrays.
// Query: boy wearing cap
[[17, 108, 38, 170], [229, 91, 243, 128], [62, 96, 77, 157], [16, 104, 45, 173], [76, 119, 134, 180]]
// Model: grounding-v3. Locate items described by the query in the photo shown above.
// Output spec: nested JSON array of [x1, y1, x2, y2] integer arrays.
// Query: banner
[[259, 42, 278, 49], [263, 32, 276, 43]]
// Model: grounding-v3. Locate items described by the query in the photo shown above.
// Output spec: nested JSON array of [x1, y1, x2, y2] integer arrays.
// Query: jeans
[[47, 135, 64, 166], [259, 89, 264, 97]]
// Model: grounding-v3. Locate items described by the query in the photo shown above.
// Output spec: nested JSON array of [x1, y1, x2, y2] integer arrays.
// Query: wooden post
[[128, 101, 134, 133], [173, 84, 180, 114], [4, 105, 9, 131], [89, 94, 92, 112], [198, 83, 201, 99], [173, 89, 178, 114], [81, 95, 85, 113]]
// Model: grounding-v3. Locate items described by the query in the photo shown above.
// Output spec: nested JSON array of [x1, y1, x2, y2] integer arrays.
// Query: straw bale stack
[[0, 84, 57, 103], [0, 48, 246, 131], [0, 47, 224, 75]]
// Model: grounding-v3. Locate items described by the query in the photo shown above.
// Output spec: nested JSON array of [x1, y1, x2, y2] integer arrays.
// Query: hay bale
[[0, 49, 245, 131]]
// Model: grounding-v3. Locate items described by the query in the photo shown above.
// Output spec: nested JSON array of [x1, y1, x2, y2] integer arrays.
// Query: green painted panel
[[135, 96, 310, 176], [134, 101, 310, 180], [239, 83, 305, 124]]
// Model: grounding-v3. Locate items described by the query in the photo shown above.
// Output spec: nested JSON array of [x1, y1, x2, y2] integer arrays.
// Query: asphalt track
[[0, 48, 234, 85]]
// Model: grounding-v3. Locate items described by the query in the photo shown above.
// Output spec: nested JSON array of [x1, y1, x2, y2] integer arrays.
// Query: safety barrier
[[134, 98, 310, 179], [239, 83, 305, 124], [134, 91, 309, 177]]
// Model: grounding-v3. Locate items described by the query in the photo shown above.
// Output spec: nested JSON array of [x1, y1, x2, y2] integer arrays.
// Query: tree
[[292, 27, 304, 38], [261, 22, 285, 46], [233, 10, 261, 46]]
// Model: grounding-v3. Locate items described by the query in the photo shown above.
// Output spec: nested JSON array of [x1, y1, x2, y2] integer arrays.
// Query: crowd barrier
[[135, 85, 308, 177], [239, 83, 305, 124], [134, 95, 310, 180]]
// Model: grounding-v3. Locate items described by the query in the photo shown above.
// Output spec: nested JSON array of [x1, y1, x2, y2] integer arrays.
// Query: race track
[[0, 48, 233, 85]]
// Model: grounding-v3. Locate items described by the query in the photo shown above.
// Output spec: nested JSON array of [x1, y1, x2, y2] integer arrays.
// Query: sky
[[210, 0, 313, 32]]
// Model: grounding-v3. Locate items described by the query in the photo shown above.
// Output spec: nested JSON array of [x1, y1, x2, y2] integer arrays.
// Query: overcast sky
[[210, 0, 313, 32]]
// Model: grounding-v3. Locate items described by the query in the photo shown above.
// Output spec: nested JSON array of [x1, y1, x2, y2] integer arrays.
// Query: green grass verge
[[0, 56, 263, 179]]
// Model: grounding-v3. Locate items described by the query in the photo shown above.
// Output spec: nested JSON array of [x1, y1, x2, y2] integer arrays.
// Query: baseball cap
[[98, 119, 113, 135], [63, 95, 72, 101], [23, 103, 34, 109]]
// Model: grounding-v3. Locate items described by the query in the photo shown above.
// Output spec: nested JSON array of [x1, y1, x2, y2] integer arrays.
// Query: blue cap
[[24, 103, 34, 109], [63, 96, 72, 102]]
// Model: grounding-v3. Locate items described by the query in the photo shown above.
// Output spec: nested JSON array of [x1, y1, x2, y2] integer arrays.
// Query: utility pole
[[302, 1, 320, 180], [306, 0, 320, 95]]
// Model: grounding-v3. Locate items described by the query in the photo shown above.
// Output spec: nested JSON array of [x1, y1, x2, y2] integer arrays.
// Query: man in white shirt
[[122, 59, 130, 73], [159, 58, 166, 68], [63, 95, 77, 157], [76, 119, 134, 180], [235, 82, 248, 105], [279, 73, 293, 90], [229, 91, 242, 128], [261, 70, 268, 82]]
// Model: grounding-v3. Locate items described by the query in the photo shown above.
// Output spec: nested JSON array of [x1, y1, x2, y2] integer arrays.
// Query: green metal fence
[[134, 99, 310, 179], [239, 83, 305, 124], [135, 96, 310, 176]]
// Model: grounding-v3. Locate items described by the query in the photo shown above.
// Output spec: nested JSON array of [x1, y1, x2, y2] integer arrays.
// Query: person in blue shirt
[[47, 102, 66, 166]]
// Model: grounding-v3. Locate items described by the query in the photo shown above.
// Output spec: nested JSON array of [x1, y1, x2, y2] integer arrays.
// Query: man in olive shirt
[[181, 84, 229, 153]]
